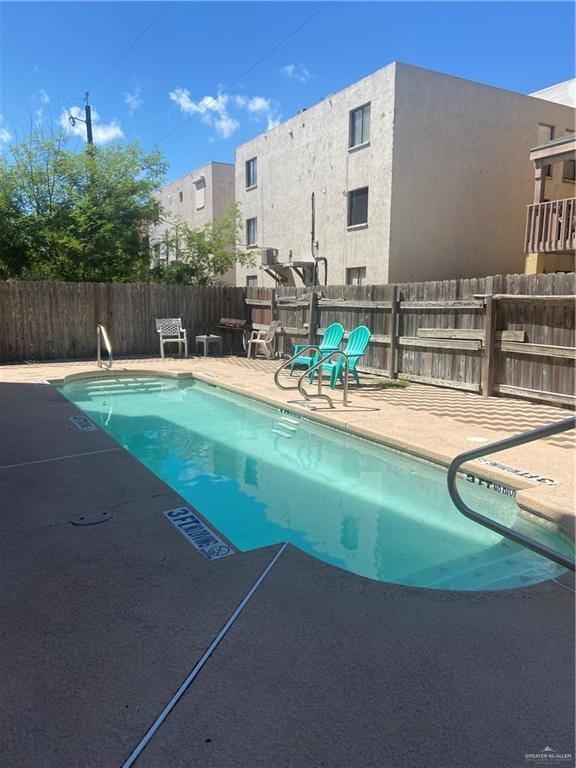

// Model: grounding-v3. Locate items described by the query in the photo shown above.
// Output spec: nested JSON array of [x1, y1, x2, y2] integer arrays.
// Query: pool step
[[272, 416, 301, 439], [402, 545, 564, 591]]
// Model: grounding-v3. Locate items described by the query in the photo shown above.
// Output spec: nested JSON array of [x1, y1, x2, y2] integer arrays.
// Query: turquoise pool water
[[60, 376, 572, 591]]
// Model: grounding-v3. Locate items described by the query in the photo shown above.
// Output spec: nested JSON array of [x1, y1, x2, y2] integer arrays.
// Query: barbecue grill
[[217, 317, 252, 353]]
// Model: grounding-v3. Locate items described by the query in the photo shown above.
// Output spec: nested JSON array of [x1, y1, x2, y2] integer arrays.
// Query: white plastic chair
[[246, 320, 281, 359], [155, 318, 188, 358]]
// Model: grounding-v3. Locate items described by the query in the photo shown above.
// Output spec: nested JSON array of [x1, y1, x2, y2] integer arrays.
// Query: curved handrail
[[299, 351, 351, 408], [447, 416, 575, 571], [273, 345, 325, 391], [96, 324, 113, 370]]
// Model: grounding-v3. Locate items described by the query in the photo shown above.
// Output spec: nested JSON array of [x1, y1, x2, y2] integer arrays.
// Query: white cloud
[[39, 89, 50, 104], [235, 94, 281, 130], [124, 86, 142, 113], [169, 88, 239, 139], [0, 115, 12, 144], [60, 106, 124, 145], [281, 63, 312, 83], [170, 88, 282, 139], [245, 96, 271, 114]]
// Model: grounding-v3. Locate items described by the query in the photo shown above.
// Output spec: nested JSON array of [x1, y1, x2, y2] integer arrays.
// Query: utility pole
[[84, 92, 93, 145], [68, 91, 94, 146]]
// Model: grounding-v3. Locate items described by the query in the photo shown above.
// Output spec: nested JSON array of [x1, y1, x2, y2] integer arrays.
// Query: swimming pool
[[60, 375, 572, 591]]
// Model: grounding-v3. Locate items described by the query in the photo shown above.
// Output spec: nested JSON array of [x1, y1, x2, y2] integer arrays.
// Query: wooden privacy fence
[[0, 281, 247, 362], [247, 273, 576, 408]]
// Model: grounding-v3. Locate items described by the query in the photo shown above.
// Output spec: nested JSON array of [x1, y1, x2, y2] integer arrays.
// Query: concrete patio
[[0, 356, 574, 768]]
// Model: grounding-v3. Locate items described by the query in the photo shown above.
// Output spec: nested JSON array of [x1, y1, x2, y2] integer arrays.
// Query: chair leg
[[160, 340, 165, 359], [184, 339, 188, 358]]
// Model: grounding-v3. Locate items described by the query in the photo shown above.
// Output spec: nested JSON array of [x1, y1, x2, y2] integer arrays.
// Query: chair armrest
[[293, 344, 320, 354], [181, 329, 187, 340]]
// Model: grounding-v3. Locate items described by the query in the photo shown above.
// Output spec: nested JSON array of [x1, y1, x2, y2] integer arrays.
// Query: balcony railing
[[525, 197, 576, 254]]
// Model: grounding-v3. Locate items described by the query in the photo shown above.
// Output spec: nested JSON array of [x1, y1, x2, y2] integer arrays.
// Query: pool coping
[[52, 367, 576, 545]]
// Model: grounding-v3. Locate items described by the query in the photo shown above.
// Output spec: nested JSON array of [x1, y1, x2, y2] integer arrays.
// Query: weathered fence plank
[[0, 282, 246, 362]]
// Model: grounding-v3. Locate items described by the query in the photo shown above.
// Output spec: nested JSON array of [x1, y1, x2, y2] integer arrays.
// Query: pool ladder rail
[[96, 324, 113, 370], [274, 347, 351, 408], [447, 416, 575, 572]]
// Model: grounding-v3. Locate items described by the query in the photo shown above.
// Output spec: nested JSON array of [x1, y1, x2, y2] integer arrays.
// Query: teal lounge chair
[[309, 325, 372, 389], [289, 322, 345, 375]]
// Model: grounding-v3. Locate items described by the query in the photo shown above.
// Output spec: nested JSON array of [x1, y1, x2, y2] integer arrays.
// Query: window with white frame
[[246, 217, 258, 247], [245, 158, 257, 189], [538, 124, 555, 178], [347, 187, 369, 227], [349, 103, 371, 148], [346, 267, 366, 285], [246, 275, 258, 287], [194, 177, 206, 210]]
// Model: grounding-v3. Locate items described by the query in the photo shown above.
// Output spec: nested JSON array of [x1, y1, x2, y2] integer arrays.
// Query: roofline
[[163, 160, 234, 187], [235, 61, 575, 153], [530, 78, 576, 97]]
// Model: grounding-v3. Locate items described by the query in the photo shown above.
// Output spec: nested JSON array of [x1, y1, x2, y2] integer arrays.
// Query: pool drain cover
[[71, 510, 113, 526]]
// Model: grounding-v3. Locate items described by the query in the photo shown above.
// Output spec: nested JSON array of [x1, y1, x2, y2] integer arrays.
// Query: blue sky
[[1, 2, 574, 181]]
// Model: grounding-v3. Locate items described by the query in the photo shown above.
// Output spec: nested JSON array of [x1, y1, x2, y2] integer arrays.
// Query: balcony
[[525, 197, 576, 254]]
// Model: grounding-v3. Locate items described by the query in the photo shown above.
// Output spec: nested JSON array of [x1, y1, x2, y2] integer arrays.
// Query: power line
[[88, 1, 172, 92], [156, 1, 331, 145]]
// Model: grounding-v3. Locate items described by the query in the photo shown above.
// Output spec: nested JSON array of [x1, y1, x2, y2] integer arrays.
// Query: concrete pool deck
[[0, 356, 574, 767]]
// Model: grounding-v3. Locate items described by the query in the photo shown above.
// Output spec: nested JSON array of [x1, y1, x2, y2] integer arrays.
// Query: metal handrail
[[96, 324, 113, 370], [298, 351, 351, 408], [273, 345, 322, 392], [447, 417, 575, 571]]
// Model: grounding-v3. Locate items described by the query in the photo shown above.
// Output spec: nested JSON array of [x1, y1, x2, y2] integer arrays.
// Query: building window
[[347, 187, 369, 227], [179, 191, 183, 203], [563, 159, 576, 182], [538, 124, 555, 178], [563, 129, 575, 181], [246, 275, 258, 288], [349, 103, 370, 148], [246, 217, 258, 247], [245, 158, 257, 189], [346, 267, 366, 286], [194, 176, 206, 210]]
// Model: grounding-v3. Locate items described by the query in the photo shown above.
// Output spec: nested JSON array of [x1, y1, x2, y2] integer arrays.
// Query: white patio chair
[[155, 318, 188, 359], [246, 320, 281, 359]]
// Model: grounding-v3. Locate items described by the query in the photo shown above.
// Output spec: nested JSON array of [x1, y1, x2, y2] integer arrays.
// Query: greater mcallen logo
[[525, 746, 573, 762]]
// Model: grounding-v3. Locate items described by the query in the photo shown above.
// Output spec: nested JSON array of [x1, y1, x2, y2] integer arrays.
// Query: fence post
[[270, 288, 280, 356], [308, 290, 318, 345], [481, 295, 496, 398], [389, 285, 399, 379]]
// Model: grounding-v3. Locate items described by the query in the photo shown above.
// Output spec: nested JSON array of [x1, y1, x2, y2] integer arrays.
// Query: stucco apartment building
[[150, 161, 236, 283], [235, 62, 575, 288]]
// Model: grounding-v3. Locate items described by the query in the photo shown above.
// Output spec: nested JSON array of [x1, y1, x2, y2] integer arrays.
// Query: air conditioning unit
[[261, 248, 279, 265]]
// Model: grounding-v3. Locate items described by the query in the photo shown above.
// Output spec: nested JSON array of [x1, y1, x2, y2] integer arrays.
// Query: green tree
[[151, 204, 254, 286], [0, 125, 167, 281]]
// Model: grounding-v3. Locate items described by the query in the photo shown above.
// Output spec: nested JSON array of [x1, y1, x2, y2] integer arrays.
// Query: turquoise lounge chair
[[289, 322, 345, 375], [309, 325, 372, 389]]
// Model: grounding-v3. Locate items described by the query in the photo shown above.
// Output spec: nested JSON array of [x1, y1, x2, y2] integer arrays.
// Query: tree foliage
[[151, 204, 254, 286], [0, 126, 167, 281]]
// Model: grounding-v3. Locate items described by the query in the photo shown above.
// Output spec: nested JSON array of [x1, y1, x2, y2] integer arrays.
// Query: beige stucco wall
[[150, 161, 236, 285], [387, 64, 576, 282], [235, 64, 397, 287]]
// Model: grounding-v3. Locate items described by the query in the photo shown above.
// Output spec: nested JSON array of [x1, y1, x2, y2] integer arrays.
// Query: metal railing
[[447, 417, 575, 571], [273, 346, 320, 393], [96, 324, 113, 370], [300, 351, 351, 408], [273, 348, 351, 408], [524, 197, 576, 253]]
